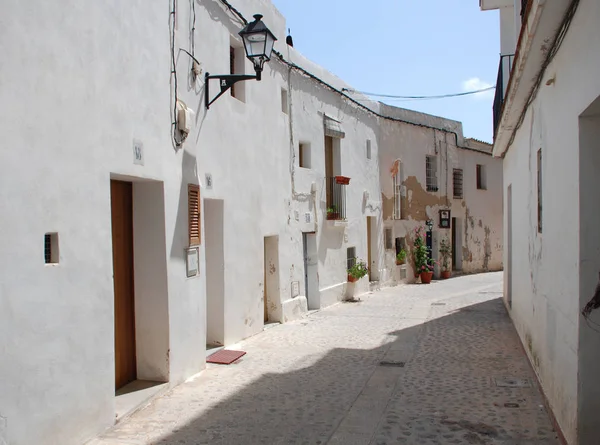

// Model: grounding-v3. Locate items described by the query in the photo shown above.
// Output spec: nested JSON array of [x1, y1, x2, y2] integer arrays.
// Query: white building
[[480, 1, 600, 443], [0, 1, 502, 444]]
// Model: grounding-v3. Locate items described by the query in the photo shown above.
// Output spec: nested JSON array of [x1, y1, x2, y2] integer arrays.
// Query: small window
[[453, 169, 463, 199], [476, 164, 487, 190], [281, 88, 288, 114], [188, 184, 201, 246], [385, 228, 393, 249], [426, 155, 438, 192], [44, 233, 59, 264], [229, 44, 246, 101], [537, 149, 542, 233], [229, 46, 236, 97], [395, 237, 406, 256], [299, 143, 311, 168], [347, 247, 356, 270], [366, 140, 372, 160]]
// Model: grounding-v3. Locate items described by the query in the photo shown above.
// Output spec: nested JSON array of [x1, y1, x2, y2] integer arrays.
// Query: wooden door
[[111, 180, 136, 390]]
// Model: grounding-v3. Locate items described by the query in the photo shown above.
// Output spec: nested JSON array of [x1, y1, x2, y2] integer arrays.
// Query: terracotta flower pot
[[441, 270, 451, 279], [327, 212, 340, 220], [335, 175, 351, 185], [347, 274, 358, 283], [420, 271, 433, 284], [395, 259, 405, 266]]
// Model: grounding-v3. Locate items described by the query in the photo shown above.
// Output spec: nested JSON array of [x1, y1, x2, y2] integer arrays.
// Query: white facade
[[0, 1, 502, 444], [481, 1, 600, 444]]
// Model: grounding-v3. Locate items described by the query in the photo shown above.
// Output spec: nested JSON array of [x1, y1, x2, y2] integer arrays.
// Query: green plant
[[327, 206, 337, 214], [439, 238, 452, 271], [412, 226, 430, 274], [396, 248, 407, 263], [347, 258, 369, 280]]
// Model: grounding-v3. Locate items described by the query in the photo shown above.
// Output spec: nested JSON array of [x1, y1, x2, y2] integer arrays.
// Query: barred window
[[347, 247, 356, 269], [453, 169, 463, 199], [426, 156, 438, 192], [393, 171, 402, 220]]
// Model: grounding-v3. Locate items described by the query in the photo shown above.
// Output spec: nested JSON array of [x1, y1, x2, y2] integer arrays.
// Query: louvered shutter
[[188, 184, 201, 246]]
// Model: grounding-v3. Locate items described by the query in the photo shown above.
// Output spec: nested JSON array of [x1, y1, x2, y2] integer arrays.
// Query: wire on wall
[[190, 0, 196, 57], [218, 0, 247, 25], [505, 0, 580, 150], [170, 0, 180, 147]]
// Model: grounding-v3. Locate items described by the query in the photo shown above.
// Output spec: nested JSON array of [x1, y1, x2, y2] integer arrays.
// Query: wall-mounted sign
[[205, 173, 213, 190], [186, 247, 199, 278], [133, 139, 144, 165], [291, 281, 300, 298], [439, 210, 451, 229]]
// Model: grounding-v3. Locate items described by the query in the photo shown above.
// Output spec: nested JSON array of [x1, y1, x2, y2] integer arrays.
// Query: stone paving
[[89, 272, 560, 445]]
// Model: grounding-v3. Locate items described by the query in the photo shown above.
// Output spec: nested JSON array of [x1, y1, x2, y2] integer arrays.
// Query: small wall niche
[[44, 233, 59, 264]]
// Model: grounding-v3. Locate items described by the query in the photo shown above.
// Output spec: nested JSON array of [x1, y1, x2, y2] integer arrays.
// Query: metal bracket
[[205, 73, 258, 109]]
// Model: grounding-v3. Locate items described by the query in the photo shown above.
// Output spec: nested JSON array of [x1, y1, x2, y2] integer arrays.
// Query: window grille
[[426, 156, 438, 192], [453, 169, 463, 199]]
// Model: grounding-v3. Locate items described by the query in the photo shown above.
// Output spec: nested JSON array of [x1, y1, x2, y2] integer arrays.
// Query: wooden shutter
[[188, 184, 201, 246]]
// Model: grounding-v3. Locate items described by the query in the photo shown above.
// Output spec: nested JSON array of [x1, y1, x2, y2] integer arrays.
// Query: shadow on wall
[[169, 150, 199, 261], [114, 297, 558, 444]]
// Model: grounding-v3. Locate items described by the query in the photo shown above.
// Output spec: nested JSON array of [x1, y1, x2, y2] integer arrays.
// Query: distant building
[[480, 1, 600, 443]]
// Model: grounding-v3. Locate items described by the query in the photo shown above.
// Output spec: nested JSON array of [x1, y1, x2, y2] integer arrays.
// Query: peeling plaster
[[402, 176, 447, 221]]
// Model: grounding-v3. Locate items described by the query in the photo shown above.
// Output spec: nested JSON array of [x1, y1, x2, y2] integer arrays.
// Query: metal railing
[[493, 53, 515, 138], [326, 177, 347, 221]]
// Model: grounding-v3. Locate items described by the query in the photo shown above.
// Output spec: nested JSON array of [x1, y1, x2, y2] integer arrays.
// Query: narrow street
[[90, 272, 559, 445]]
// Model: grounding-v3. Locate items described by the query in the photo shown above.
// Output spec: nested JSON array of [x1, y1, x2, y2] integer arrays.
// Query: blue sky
[[270, 0, 500, 143]]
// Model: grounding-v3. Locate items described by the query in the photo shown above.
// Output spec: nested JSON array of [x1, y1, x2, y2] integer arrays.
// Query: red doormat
[[207, 349, 246, 365]]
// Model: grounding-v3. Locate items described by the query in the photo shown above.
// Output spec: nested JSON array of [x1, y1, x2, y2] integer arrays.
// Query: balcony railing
[[326, 177, 348, 221], [493, 53, 515, 139]]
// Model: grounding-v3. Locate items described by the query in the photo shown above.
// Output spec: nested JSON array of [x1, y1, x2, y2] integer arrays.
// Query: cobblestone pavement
[[89, 272, 560, 445]]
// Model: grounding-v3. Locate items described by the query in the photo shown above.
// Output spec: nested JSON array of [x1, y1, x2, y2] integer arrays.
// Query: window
[[476, 164, 487, 190], [395, 237, 406, 256], [426, 156, 438, 192], [229, 44, 246, 101], [537, 149, 542, 233], [44, 233, 59, 264], [299, 143, 311, 168], [229, 46, 235, 97], [188, 184, 201, 246], [366, 140, 372, 160], [453, 169, 463, 199], [281, 88, 288, 114], [385, 228, 393, 250], [347, 247, 356, 270]]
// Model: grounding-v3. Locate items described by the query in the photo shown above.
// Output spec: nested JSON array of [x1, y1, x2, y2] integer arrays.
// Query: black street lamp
[[205, 14, 277, 109]]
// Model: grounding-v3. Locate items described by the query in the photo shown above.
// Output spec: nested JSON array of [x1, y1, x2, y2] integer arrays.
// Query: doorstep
[[115, 380, 168, 421]]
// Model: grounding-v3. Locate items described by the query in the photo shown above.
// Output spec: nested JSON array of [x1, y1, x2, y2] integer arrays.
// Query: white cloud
[[462, 77, 494, 100]]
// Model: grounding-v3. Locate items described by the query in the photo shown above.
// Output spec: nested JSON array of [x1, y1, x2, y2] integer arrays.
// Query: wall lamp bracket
[[204, 73, 258, 109]]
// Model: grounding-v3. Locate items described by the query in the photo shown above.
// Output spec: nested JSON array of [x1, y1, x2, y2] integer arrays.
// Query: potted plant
[[439, 237, 452, 279], [395, 248, 407, 265], [347, 258, 369, 283], [420, 259, 435, 284], [412, 226, 433, 283], [327, 206, 339, 220]]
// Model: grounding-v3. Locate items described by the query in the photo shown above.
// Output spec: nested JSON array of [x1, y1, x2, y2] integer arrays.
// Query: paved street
[[89, 272, 560, 445]]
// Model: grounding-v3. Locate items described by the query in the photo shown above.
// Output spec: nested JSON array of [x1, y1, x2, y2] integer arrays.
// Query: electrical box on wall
[[177, 104, 195, 136], [439, 209, 451, 228]]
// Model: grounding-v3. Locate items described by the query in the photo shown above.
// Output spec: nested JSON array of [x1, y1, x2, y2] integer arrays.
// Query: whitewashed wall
[[499, 1, 600, 443]]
